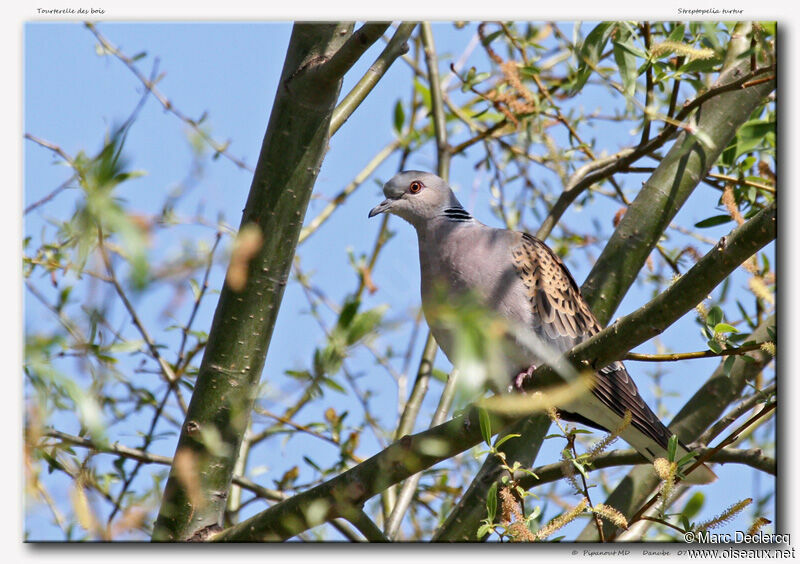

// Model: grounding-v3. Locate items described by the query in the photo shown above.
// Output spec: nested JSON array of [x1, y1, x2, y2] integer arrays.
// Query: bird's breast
[[416, 224, 536, 367]]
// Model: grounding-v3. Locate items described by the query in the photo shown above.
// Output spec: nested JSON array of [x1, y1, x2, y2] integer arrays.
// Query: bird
[[369, 170, 716, 485]]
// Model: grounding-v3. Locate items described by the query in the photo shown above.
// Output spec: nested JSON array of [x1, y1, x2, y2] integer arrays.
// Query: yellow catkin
[[696, 498, 753, 531], [760, 342, 776, 356], [749, 276, 775, 304], [501, 60, 538, 107], [499, 486, 521, 524], [593, 504, 629, 530], [747, 517, 772, 536], [653, 458, 676, 481], [722, 184, 745, 226], [651, 40, 715, 61], [695, 301, 708, 319], [70, 481, 98, 535], [507, 521, 536, 542], [654, 458, 678, 511], [588, 411, 632, 461], [535, 498, 589, 540], [545, 403, 561, 425]]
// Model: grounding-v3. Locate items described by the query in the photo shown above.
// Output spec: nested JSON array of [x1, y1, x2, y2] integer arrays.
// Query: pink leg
[[512, 364, 537, 392]]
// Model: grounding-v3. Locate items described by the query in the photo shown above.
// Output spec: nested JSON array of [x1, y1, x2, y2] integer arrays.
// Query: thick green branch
[[152, 23, 359, 541], [323, 23, 391, 81]]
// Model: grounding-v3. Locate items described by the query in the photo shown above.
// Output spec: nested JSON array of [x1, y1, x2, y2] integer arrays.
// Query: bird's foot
[[510, 364, 537, 393]]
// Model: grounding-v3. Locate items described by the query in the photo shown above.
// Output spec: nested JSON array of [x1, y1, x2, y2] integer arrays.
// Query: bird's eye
[[409, 181, 423, 194]]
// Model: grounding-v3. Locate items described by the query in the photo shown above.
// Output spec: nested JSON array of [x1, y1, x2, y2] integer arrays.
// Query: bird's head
[[368, 171, 462, 228]]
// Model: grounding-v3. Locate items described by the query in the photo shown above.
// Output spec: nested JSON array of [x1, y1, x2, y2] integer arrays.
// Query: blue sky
[[21, 16, 779, 548]]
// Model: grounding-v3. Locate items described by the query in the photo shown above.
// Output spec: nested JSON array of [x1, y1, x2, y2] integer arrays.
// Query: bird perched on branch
[[369, 170, 715, 485]]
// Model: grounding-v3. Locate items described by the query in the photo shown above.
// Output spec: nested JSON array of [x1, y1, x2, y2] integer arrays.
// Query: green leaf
[[493, 433, 521, 449], [667, 435, 678, 462], [189, 278, 201, 301], [713, 323, 739, 334], [486, 481, 498, 521], [668, 23, 686, 43], [393, 100, 405, 135], [302, 456, 323, 473], [707, 339, 723, 354], [56, 286, 72, 313], [431, 368, 449, 383], [694, 215, 732, 228], [613, 37, 639, 100], [476, 523, 493, 539], [613, 36, 648, 60], [722, 354, 737, 377], [107, 340, 145, 353], [734, 119, 775, 158], [480, 29, 503, 46], [679, 54, 723, 73], [320, 375, 346, 394], [736, 300, 755, 329], [413, 78, 432, 110], [345, 306, 387, 346], [572, 22, 617, 93], [479, 407, 492, 447], [283, 370, 312, 380], [682, 492, 706, 521], [571, 458, 590, 481], [706, 306, 723, 327], [336, 299, 361, 331], [677, 450, 698, 467]]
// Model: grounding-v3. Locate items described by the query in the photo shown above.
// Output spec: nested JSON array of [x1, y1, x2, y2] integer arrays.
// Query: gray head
[[368, 171, 465, 229]]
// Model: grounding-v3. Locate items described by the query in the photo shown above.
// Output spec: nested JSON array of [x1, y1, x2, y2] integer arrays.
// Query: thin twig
[[625, 342, 768, 362], [299, 139, 400, 243], [699, 383, 775, 445], [85, 22, 253, 172], [177, 231, 221, 370], [42, 429, 289, 501], [639, 22, 654, 146], [96, 227, 182, 396]]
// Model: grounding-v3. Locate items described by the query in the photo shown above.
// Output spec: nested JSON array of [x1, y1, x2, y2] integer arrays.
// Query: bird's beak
[[368, 198, 395, 218]]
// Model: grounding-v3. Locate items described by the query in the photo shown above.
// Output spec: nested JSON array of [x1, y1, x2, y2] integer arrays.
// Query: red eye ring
[[409, 181, 423, 193]]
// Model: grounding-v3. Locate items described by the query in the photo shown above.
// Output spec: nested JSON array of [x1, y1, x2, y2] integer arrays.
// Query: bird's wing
[[510, 232, 673, 450]]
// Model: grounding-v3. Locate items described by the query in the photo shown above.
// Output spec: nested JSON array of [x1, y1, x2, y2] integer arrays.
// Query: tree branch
[[322, 23, 391, 81], [624, 341, 769, 362], [330, 23, 416, 135], [152, 23, 360, 541]]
